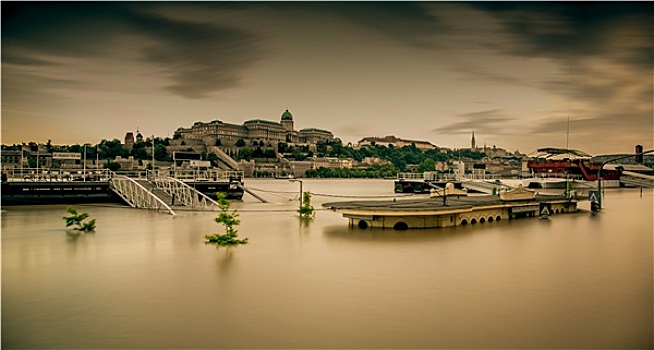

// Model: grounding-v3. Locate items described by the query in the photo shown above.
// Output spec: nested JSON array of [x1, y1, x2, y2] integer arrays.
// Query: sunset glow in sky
[[2, 2, 652, 155]]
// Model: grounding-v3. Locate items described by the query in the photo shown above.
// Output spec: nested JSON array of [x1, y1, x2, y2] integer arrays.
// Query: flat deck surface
[[323, 194, 570, 212]]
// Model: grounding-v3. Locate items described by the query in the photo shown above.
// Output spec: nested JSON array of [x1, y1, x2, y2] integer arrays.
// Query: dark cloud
[[127, 7, 263, 98], [2, 2, 130, 59], [473, 3, 652, 62], [432, 109, 514, 135], [313, 2, 448, 49], [1, 2, 264, 99], [219, 2, 447, 49], [471, 3, 653, 138]]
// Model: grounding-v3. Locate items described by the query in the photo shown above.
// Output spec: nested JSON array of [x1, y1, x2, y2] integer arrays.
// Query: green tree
[[104, 161, 121, 171], [291, 148, 306, 161], [252, 147, 264, 158], [238, 147, 253, 161], [154, 145, 170, 161], [205, 193, 248, 245], [278, 142, 289, 153], [263, 149, 277, 158], [298, 192, 315, 218], [305, 168, 318, 178], [417, 158, 436, 173], [134, 146, 148, 160], [63, 206, 96, 232], [207, 152, 218, 166]]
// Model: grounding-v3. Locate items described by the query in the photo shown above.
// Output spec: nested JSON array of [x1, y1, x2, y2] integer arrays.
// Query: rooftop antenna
[[566, 116, 570, 154], [565, 116, 571, 198]]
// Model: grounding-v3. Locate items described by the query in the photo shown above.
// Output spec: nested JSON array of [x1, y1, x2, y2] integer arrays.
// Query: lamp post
[[289, 179, 303, 206], [151, 135, 155, 181], [83, 144, 87, 182]]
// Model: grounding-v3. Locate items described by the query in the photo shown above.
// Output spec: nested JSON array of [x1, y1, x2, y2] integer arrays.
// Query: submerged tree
[[205, 192, 248, 245], [63, 206, 96, 232], [298, 192, 315, 218]]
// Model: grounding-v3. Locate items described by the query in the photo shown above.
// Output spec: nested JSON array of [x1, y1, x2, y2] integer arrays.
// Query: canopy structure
[[528, 147, 592, 160]]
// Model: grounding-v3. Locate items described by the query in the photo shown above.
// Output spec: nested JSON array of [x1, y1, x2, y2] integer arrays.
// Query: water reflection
[[2, 184, 651, 349], [213, 245, 235, 275], [322, 221, 490, 244], [65, 229, 84, 241], [298, 216, 313, 231]]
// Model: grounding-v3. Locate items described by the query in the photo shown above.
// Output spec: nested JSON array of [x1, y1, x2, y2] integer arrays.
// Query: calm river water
[[2, 179, 652, 349]]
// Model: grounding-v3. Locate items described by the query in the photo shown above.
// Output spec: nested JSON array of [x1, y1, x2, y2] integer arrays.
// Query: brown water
[[2, 179, 652, 349]]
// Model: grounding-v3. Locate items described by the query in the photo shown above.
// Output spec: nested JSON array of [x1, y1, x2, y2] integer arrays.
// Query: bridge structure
[[109, 172, 220, 215], [619, 171, 654, 188], [109, 175, 177, 215], [2, 167, 223, 215]]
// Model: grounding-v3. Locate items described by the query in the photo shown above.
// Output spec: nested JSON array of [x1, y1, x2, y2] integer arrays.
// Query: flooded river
[[2, 179, 652, 348]]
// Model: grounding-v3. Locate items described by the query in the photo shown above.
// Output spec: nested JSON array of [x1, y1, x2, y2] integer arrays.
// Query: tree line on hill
[[3, 138, 488, 176]]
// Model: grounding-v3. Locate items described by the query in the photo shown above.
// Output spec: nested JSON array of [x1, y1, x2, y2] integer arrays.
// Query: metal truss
[[154, 176, 219, 210], [109, 175, 176, 215]]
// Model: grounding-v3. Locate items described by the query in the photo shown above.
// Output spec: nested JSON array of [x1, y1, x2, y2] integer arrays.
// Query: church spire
[[471, 131, 476, 149]]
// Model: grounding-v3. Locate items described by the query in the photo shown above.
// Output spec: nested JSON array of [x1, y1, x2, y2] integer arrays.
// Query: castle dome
[[281, 109, 293, 121]]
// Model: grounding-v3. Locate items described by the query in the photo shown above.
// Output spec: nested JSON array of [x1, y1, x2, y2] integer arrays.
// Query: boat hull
[[184, 181, 244, 200], [394, 180, 463, 194], [522, 178, 621, 190]]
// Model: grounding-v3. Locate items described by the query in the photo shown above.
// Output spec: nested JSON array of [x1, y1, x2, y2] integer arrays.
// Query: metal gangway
[[109, 175, 176, 215], [109, 172, 220, 215], [153, 176, 220, 209]]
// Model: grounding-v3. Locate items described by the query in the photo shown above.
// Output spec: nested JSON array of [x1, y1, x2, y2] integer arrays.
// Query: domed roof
[[281, 109, 293, 121]]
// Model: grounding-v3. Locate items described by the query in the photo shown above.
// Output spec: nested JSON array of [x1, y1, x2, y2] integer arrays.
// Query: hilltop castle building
[[176, 109, 334, 147]]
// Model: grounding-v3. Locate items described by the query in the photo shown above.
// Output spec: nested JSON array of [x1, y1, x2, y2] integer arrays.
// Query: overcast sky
[[2, 2, 652, 155]]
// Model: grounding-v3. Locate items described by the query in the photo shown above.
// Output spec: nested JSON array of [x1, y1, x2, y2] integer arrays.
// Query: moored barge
[[1, 168, 244, 205], [324, 184, 578, 230], [523, 148, 621, 189]]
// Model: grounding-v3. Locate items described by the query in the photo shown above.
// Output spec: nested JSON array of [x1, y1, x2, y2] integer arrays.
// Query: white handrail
[[110, 175, 176, 215], [154, 177, 219, 210]]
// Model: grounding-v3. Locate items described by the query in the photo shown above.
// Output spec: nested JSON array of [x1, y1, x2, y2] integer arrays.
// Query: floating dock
[[1, 180, 120, 205], [1, 168, 244, 206], [323, 185, 578, 230]]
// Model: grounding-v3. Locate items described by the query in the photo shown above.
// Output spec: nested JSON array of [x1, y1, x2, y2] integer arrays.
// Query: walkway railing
[[154, 177, 219, 210], [109, 175, 176, 215], [460, 178, 514, 194], [397, 172, 457, 181], [5, 168, 113, 182], [165, 169, 243, 182]]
